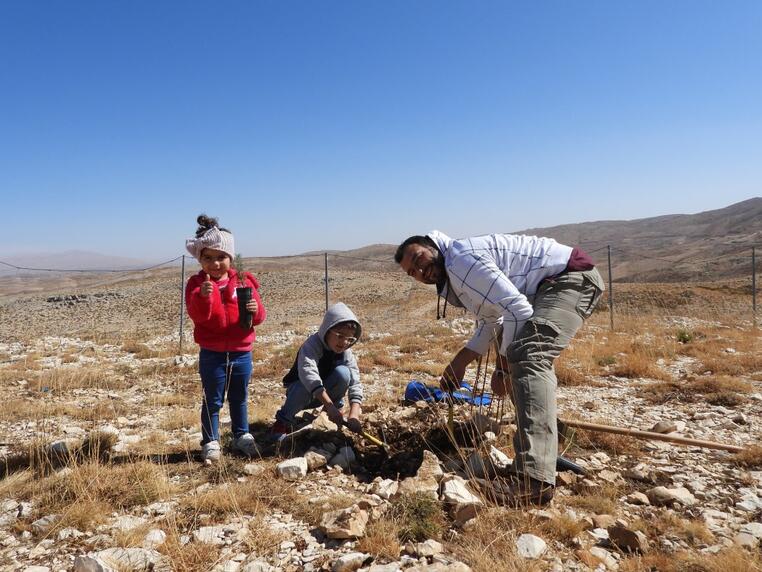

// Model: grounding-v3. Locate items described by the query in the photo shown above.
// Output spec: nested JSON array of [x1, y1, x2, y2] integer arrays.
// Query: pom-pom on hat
[[186, 227, 235, 261]]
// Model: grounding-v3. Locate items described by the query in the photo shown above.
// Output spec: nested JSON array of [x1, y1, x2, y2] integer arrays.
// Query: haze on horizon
[[2, 1, 761, 260]]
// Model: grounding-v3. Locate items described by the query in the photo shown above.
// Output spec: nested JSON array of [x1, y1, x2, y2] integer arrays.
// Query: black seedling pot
[[236, 287, 253, 329]]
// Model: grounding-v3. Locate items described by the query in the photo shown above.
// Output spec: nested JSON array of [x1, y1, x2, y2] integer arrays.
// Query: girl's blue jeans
[[276, 365, 351, 426], [198, 349, 252, 444]]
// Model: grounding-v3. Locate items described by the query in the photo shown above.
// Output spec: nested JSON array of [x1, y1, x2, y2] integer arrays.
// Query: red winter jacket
[[185, 269, 266, 352]]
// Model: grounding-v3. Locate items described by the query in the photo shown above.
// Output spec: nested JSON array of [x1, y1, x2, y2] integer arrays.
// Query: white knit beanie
[[185, 227, 235, 261]]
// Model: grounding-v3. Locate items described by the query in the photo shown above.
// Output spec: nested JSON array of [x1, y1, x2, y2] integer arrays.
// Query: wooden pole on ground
[[559, 418, 745, 453]]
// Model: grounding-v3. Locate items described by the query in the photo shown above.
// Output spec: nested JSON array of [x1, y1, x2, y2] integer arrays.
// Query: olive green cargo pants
[[506, 268, 605, 485]]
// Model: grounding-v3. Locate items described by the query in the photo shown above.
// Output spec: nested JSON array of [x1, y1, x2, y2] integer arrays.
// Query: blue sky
[[1, 1, 760, 260]]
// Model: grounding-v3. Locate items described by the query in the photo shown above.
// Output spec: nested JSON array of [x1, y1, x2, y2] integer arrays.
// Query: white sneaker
[[232, 433, 259, 458], [202, 440, 221, 465]]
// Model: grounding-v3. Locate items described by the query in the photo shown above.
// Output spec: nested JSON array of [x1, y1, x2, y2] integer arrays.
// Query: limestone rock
[[319, 506, 369, 539], [332, 552, 369, 572], [608, 524, 650, 553], [193, 525, 226, 545], [305, 447, 332, 471], [73, 557, 104, 572], [311, 411, 339, 432], [242, 561, 275, 572], [625, 492, 650, 506], [418, 450, 444, 482], [515, 533, 547, 559], [371, 478, 399, 500], [646, 486, 697, 507], [440, 475, 483, 525], [405, 539, 443, 557], [277, 457, 308, 481], [650, 420, 678, 434], [92, 547, 162, 571], [589, 547, 618, 570], [143, 529, 166, 548]]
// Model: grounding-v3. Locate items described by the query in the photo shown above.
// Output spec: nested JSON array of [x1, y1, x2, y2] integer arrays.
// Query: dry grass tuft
[[539, 513, 588, 545], [450, 508, 530, 572], [610, 353, 672, 380], [22, 460, 171, 532], [181, 477, 286, 521], [734, 445, 762, 469], [242, 516, 288, 556], [121, 340, 164, 358], [567, 483, 622, 515], [114, 522, 157, 548], [34, 366, 129, 393], [160, 408, 198, 431], [643, 375, 753, 405], [158, 532, 222, 572], [555, 359, 589, 386], [620, 546, 762, 572], [390, 492, 446, 543], [633, 510, 714, 545], [357, 518, 401, 560]]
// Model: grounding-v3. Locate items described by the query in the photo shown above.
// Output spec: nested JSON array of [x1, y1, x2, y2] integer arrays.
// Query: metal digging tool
[[342, 420, 390, 454]]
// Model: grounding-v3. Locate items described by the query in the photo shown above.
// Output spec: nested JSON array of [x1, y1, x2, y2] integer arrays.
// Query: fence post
[[324, 252, 329, 312], [179, 255, 186, 354], [753, 246, 757, 328], [607, 245, 614, 331]]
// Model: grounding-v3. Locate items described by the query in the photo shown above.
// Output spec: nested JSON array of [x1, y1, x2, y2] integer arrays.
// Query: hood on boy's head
[[318, 303, 361, 348]]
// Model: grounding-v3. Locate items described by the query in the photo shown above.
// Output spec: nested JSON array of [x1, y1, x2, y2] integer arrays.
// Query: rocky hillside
[[518, 197, 762, 282], [0, 257, 759, 571]]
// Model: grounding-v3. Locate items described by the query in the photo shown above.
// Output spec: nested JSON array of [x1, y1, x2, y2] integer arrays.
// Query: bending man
[[396, 231, 604, 506]]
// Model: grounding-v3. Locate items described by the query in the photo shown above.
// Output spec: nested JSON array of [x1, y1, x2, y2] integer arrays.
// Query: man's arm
[[440, 347, 480, 392]]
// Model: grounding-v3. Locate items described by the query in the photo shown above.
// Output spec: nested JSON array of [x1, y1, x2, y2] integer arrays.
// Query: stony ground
[[0, 268, 760, 572]]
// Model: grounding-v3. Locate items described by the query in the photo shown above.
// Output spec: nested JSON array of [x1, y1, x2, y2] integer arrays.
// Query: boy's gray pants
[[506, 268, 605, 485]]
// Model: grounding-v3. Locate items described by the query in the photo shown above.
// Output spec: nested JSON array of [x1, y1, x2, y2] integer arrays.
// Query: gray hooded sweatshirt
[[282, 302, 363, 404]]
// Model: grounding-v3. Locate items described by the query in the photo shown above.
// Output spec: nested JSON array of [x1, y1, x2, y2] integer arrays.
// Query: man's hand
[[345, 417, 362, 434], [200, 274, 214, 297], [439, 347, 479, 393], [439, 362, 462, 393], [324, 403, 344, 426]]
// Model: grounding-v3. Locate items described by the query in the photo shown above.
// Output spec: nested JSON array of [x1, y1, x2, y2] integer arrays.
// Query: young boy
[[270, 302, 363, 440]]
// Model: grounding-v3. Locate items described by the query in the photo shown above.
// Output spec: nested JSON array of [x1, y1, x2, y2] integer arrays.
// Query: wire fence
[[1, 244, 758, 350]]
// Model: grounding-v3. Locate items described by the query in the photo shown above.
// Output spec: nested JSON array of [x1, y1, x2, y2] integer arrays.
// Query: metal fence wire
[[1, 244, 759, 348]]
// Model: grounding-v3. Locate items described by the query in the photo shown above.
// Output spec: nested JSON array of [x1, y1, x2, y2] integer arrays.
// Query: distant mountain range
[[4, 199, 759, 283], [0, 250, 152, 274], [303, 197, 761, 282]]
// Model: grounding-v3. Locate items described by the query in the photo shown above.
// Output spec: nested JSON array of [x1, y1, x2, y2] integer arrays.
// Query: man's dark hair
[[394, 235, 438, 264]]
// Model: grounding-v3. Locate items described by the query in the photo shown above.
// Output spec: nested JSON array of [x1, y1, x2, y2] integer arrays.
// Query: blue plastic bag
[[404, 380, 492, 406]]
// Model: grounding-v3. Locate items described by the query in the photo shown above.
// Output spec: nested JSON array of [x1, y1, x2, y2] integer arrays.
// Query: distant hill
[[251, 199, 761, 282], [516, 197, 761, 282], [287, 198, 761, 282]]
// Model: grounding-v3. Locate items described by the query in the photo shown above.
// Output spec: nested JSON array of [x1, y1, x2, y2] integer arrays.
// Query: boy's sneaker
[[201, 440, 221, 465], [267, 420, 291, 442], [232, 433, 259, 457]]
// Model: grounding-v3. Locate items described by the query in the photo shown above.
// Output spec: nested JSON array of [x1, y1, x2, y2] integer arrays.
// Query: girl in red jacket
[[185, 215, 266, 464]]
